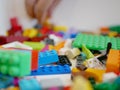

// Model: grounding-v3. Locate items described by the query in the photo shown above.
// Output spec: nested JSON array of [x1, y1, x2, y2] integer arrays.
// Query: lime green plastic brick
[[109, 25, 120, 33], [0, 49, 31, 77], [73, 34, 120, 50], [23, 41, 45, 50], [82, 44, 94, 59]]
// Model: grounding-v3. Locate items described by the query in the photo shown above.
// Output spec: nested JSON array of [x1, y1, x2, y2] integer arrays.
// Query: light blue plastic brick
[[0, 74, 14, 89], [31, 65, 71, 75], [38, 50, 59, 65], [0, 49, 31, 77], [19, 78, 41, 90]]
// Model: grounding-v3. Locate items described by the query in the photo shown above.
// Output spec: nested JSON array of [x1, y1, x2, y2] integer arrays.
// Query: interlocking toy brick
[[30, 35, 48, 42], [85, 58, 105, 70], [0, 36, 7, 45], [65, 48, 80, 59], [24, 41, 45, 50], [0, 49, 31, 77], [59, 47, 70, 55], [53, 41, 65, 52], [106, 49, 120, 74], [31, 65, 71, 75], [31, 50, 39, 70], [73, 33, 120, 50], [6, 86, 20, 90], [23, 28, 38, 38], [39, 78, 63, 90], [45, 38, 55, 45], [82, 44, 94, 59], [71, 76, 93, 90], [53, 26, 67, 32], [6, 36, 29, 43], [0, 74, 14, 88], [109, 25, 120, 33], [64, 39, 73, 48], [19, 78, 41, 90], [38, 50, 59, 65], [57, 55, 72, 66], [103, 72, 117, 82]]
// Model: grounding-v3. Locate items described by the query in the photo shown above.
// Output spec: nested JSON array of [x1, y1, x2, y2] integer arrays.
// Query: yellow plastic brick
[[6, 86, 20, 90], [71, 76, 93, 90], [53, 26, 67, 32], [23, 28, 38, 38]]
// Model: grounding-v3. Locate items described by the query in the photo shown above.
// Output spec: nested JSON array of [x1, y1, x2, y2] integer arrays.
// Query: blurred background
[[0, 0, 120, 35]]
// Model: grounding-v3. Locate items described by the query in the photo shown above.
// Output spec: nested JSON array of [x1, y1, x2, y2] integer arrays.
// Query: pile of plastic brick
[[0, 17, 120, 90]]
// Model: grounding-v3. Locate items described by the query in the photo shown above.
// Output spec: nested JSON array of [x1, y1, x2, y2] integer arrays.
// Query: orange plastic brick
[[53, 41, 65, 52], [106, 49, 120, 74]]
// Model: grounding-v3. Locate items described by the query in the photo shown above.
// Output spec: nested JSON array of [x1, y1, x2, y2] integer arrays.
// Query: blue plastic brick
[[0, 49, 31, 77], [0, 74, 14, 89], [73, 34, 120, 50], [31, 65, 71, 75], [38, 50, 59, 65], [19, 78, 41, 90]]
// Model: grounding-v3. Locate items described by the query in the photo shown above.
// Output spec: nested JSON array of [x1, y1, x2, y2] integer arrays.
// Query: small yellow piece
[[53, 26, 67, 32], [108, 31, 118, 37], [71, 76, 93, 90], [85, 68, 105, 82], [48, 45, 54, 50], [23, 28, 38, 38], [72, 67, 81, 73], [6, 86, 20, 90]]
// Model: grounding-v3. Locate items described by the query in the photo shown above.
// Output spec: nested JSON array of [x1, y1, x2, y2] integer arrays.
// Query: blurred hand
[[25, 0, 60, 24]]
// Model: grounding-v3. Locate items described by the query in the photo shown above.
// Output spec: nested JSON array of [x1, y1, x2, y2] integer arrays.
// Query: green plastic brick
[[23, 41, 45, 50], [72, 34, 120, 50], [82, 44, 94, 59], [0, 49, 31, 77], [109, 25, 120, 33]]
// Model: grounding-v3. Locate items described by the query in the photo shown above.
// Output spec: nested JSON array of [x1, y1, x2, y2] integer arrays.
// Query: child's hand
[[25, 0, 60, 24]]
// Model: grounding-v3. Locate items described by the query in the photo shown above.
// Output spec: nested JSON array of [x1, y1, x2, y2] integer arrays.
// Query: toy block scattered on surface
[[106, 49, 120, 74], [0, 49, 31, 77], [30, 35, 48, 42], [53, 41, 65, 52], [82, 44, 94, 59], [6, 36, 30, 43], [5, 86, 20, 90], [31, 65, 71, 75], [0, 36, 7, 45], [39, 78, 64, 90], [57, 55, 72, 66], [31, 50, 39, 71], [65, 48, 80, 59], [0, 74, 14, 89], [45, 38, 55, 45], [23, 28, 38, 38], [38, 50, 59, 65], [73, 34, 120, 50], [23, 41, 45, 50], [2, 41, 32, 50], [109, 25, 120, 33], [53, 26, 67, 32], [71, 76, 93, 90], [19, 78, 41, 90]]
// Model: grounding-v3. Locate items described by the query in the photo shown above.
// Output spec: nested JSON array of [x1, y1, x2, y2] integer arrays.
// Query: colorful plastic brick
[[31, 65, 71, 75], [53, 26, 67, 32], [0, 49, 31, 77], [103, 72, 117, 82], [57, 55, 72, 66], [19, 78, 41, 90], [45, 38, 55, 45], [109, 25, 120, 33], [23, 28, 38, 38], [71, 76, 93, 90], [30, 35, 48, 42], [6, 86, 20, 90], [6, 36, 29, 43], [38, 50, 59, 65], [23, 41, 45, 50], [40, 45, 49, 52], [106, 49, 120, 74], [73, 33, 120, 50], [0, 74, 14, 88], [31, 50, 39, 70], [0, 36, 7, 45], [53, 41, 65, 52], [82, 44, 94, 59], [65, 48, 81, 59], [2, 41, 32, 50], [39, 78, 64, 90], [85, 58, 105, 70]]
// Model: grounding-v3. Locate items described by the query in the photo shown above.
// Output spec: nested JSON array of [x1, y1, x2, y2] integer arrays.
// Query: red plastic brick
[[0, 36, 7, 45]]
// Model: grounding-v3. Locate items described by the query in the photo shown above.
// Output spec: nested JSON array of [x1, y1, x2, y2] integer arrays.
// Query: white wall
[[0, 0, 120, 35]]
